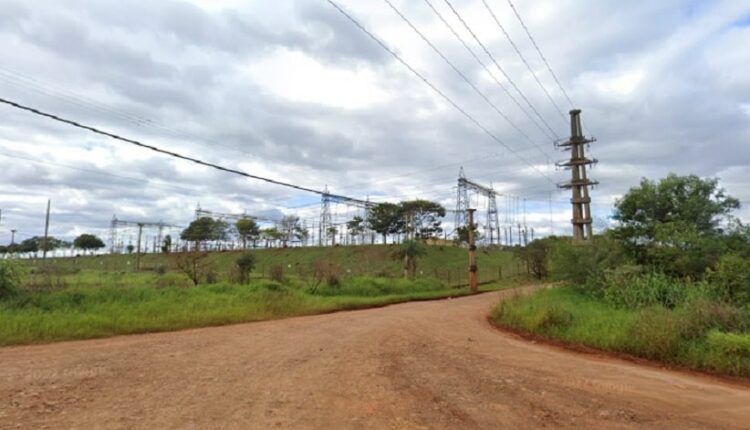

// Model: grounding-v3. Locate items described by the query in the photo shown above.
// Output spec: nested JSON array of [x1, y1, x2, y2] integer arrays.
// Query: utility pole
[[467, 209, 478, 293], [42, 199, 51, 263], [135, 223, 144, 272], [556, 109, 598, 243], [10, 229, 16, 245]]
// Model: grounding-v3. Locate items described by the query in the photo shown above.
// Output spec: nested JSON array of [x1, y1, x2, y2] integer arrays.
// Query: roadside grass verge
[[492, 287, 750, 378], [0, 277, 517, 346]]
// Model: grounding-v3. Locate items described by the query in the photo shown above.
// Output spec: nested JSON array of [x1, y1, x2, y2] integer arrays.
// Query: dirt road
[[1, 288, 749, 429]]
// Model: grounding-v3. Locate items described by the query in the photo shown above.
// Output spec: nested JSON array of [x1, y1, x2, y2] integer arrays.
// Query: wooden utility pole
[[42, 199, 51, 264], [467, 209, 478, 292]]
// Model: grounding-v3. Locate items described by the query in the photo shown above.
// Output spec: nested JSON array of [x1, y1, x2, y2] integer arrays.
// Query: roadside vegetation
[[495, 174, 750, 377], [0, 244, 522, 346]]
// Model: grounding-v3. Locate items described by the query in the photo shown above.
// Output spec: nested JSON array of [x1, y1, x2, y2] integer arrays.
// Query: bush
[[603, 272, 688, 309], [269, 264, 284, 283], [548, 235, 629, 296], [0, 260, 25, 300], [707, 254, 750, 305], [678, 299, 746, 340], [234, 252, 256, 285]]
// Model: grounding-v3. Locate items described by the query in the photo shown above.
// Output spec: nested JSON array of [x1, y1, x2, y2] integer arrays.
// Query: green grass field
[[492, 287, 750, 378], [1, 244, 523, 346]]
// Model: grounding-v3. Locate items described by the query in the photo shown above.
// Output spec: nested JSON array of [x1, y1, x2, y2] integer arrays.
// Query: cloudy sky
[[0, 0, 749, 246]]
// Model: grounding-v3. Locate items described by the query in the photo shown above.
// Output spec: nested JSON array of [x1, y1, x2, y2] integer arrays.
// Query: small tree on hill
[[73, 234, 106, 254], [396, 240, 427, 279], [236, 217, 260, 249]]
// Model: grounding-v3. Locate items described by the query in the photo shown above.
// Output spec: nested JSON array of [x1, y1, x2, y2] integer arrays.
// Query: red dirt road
[[1, 288, 749, 429]]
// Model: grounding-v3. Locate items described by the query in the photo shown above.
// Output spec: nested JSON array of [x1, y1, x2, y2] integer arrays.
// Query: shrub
[[549, 235, 629, 296], [0, 260, 25, 300], [706, 254, 750, 306], [269, 264, 284, 283], [534, 305, 573, 332], [234, 252, 256, 285], [678, 299, 746, 340], [171, 252, 213, 286]]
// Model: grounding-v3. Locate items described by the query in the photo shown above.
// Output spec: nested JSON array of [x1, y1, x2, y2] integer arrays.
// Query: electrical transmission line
[[0, 96, 371, 206], [504, 0, 575, 109], [382, 0, 552, 164], [422, 0, 556, 146], [326, 0, 554, 184], [441, 0, 561, 138], [480, 0, 567, 122]]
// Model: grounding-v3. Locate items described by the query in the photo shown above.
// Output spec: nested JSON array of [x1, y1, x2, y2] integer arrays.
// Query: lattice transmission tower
[[455, 168, 501, 245], [556, 109, 598, 243]]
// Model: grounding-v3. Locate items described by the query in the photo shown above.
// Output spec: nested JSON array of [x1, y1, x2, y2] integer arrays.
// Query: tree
[[235, 217, 260, 249], [396, 239, 427, 279], [367, 203, 404, 244], [73, 234, 106, 254], [516, 239, 548, 279], [261, 227, 283, 248], [326, 226, 338, 246], [234, 252, 256, 284], [172, 252, 213, 286], [161, 234, 173, 253], [181, 217, 228, 250], [279, 215, 307, 247], [16, 236, 68, 255], [455, 225, 482, 246], [126, 244, 135, 254], [399, 200, 446, 240], [347, 216, 366, 244], [613, 174, 740, 263]]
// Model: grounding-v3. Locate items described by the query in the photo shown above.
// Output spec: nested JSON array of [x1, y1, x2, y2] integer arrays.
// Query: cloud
[[0, 0, 749, 245]]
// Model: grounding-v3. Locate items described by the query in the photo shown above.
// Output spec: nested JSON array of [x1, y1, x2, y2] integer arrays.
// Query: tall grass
[[493, 287, 750, 377]]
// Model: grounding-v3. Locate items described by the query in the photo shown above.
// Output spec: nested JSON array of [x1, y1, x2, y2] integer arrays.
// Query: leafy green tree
[[181, 217, 228, 250], [261, 227, 283, 248], [347, 216, 366, 243], [455, 225, 482, 245], [73, 234, 106, 254], [613, 174, 739, 263], [515, 239, 548, 279], [396, 239, 427, 279], [367, 203, 404, 244], [16, 236, 67, 255], [235, 217, 260, 249], [399, 200, 446, 240], [126, 244, 135, 254]]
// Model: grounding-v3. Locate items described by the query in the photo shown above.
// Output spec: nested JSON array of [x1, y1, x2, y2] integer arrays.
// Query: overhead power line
[[421, 0, 557, 151], [441, 0, 561, 138], [0, 96, 370, 206], [326, 0, 554, 184], [504, 0, 576, 109], [480, 0, 567, 122], [382, 0, 552, 163]]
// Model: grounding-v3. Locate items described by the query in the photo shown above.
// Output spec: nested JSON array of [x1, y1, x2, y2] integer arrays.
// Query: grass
[[492, 287, 750, 378], [0, 276, 519, 346], [27, 244, 519, 287]]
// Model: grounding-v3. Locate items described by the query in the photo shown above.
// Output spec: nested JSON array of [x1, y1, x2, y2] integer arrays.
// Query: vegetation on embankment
[[0, 244, 523, 346], [0, 277, 516, 346], [495, 174, 750, 378]]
